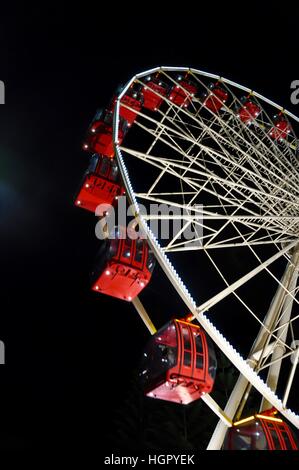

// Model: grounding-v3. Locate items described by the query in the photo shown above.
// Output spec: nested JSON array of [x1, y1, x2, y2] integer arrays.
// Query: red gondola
[[91, 228, 155, 301], [140, 319, 217, 404], [110, 86, 143, 127], [83, 109, 127, 157], [141, 76, 168, 111], [269, 113, 291, 141], [202, 82, 228, 113], [237, 98, 261, 124], [74, 154, 125, 214], [168, 76, 198, 108], [223, 409, 298, 450]]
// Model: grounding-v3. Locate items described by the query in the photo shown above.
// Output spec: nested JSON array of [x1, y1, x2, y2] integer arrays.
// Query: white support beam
[[207, 245, 299, 449], [201, 393, 233, 428], [260, 247, 299, 411], [132, 297, 157, 335]]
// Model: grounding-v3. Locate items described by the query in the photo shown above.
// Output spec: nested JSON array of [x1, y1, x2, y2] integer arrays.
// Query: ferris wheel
[[108, 66, 299, 449]]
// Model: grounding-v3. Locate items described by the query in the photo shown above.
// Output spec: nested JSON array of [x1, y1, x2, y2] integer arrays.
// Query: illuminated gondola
[[83, 108, 127, 157], [91, 228, 155, 301], [269, 113, 291, 141], [168, 75, 197, 108], [223, 409, 298, 450], [141, 75, 168, 111], [110, 85, 143, 127], [236, 97, 261, 124], [74, 154, 125, 213], [202, 82, 228, 113], [140, 318, 217, 404]]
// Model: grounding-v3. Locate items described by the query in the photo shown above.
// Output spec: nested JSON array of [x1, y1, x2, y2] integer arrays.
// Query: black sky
[[0, 3, 298, 453]]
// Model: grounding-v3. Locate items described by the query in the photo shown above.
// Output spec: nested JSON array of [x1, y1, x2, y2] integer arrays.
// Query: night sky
[[0, 4, 298, 453]]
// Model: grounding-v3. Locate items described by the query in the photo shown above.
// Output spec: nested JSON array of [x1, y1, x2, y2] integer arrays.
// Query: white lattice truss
[[114, 67, 299, 428]]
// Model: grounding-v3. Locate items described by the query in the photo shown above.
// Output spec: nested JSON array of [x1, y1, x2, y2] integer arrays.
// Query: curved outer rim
[[114, 66, 299, 429], [117, 66, 299, 124]]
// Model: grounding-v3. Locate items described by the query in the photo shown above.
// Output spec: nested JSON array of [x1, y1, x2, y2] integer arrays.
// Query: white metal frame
[[113, 67, 299, 439]]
